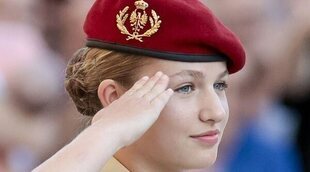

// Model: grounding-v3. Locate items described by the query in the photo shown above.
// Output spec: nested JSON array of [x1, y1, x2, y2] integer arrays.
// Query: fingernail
[[161, 74, 168, 80], [141, 76, 149, 80], [155, 71, 163, 77], [167, 88, 174, 94]]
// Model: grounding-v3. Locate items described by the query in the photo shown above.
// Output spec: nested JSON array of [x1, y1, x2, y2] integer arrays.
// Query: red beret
[[84, 0, 246, 73]]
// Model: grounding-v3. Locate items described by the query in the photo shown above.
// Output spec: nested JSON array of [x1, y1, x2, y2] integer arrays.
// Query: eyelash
[[175, 84, 194, 94], [214, 81, 228, 91], [175, 81, 228, 94]]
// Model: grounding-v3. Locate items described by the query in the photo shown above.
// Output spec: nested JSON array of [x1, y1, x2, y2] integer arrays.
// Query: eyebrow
[[169, 69, 228, 80]]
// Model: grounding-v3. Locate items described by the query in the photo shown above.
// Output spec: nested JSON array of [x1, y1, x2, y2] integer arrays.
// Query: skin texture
[[34, 67, 174, 172], [33, 59, 229, 172], [114, 59, 229, 171]]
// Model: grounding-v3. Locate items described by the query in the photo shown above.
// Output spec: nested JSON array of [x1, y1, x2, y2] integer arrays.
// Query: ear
[[97, 79, 124, 107]]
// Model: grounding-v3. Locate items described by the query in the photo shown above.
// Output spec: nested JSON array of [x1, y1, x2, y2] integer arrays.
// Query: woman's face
[[123, 59, 229, 170]]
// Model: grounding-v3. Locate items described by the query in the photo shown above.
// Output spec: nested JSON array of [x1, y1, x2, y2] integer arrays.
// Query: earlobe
[[97, 79, 122, 107]]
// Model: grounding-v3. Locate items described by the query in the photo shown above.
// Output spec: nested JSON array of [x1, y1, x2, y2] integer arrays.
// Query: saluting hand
[[91, 71, 173, 147]]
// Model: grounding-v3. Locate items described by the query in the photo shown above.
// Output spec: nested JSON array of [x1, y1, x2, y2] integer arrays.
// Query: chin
[[200, 150, 218, 168], [183, 147, 219, 170]]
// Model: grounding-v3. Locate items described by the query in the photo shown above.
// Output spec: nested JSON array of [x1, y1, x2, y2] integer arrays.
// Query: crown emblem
[[116, 0, 162, 42], [135, 0, 148, 10]]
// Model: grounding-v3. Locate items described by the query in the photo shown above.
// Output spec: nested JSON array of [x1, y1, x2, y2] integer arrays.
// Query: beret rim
[[86, 39, 228, 65]]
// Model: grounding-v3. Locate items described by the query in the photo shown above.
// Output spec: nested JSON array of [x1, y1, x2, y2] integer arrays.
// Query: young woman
[[34, 0, 246, 171]]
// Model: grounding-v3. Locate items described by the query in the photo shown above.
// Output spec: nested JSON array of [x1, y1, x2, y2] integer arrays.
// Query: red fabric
[[84, 0, 246, 73]]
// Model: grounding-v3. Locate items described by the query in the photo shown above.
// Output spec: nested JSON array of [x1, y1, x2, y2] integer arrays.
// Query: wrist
[[90, 118, 125, 151]]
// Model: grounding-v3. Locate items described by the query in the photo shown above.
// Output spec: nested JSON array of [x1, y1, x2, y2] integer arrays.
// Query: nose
[[198, 89, 227, 123]]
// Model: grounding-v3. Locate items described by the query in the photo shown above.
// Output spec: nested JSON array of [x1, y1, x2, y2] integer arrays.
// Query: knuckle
[[144, 83, 154, 90], [156, 78, 166, 85], [152, 87, 164, 94], [124, 90, 136, 97], [141, 95, 152, 103]]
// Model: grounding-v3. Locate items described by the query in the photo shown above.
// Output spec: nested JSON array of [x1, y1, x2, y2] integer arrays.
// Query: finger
[[125, 76, 149, 96], [143, 74, 169, 101], [135, 71, 163, 97], [150, 88, 174, 111]]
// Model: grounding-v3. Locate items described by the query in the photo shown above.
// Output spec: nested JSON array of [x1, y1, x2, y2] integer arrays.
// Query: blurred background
[[0, 0, 309, 172]]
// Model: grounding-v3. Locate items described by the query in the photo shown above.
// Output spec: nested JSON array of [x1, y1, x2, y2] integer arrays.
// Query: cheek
[[220, 95, 230, 130], [220, 92, 229, 114], [160, 95, 200, 123], [153, 96, 200, 141], [222, 98, 229, 118]]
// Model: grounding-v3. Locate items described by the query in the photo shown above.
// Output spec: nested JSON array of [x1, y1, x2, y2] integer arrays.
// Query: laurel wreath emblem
[[116, 3, 162, 42]]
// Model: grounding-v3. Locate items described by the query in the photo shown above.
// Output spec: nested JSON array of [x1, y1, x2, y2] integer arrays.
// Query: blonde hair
[[65, 47, 150, 116]]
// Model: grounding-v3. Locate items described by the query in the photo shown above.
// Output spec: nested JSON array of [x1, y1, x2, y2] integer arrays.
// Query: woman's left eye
[[175, 85, 194, 94], [214, 82, 228, 91]]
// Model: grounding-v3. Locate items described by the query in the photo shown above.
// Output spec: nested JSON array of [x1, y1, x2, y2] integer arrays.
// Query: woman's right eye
[[175, 84, 194, 94]]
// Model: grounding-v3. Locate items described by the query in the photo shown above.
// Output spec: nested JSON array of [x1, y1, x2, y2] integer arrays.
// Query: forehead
[[138, 58, 227, 78]]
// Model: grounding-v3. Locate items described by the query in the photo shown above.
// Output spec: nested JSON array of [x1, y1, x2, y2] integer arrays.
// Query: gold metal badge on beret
[[116, 0, 162, 42]]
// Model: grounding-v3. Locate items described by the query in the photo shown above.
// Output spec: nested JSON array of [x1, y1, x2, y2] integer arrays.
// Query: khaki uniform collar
[[101, 157, 130, 172]]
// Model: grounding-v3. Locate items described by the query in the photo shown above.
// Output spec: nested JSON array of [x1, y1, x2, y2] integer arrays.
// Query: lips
[[190, 129, 220, 145]]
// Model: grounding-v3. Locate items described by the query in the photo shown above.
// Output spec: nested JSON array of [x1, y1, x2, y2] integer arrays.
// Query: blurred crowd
[[0, 0, 309, 172]]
